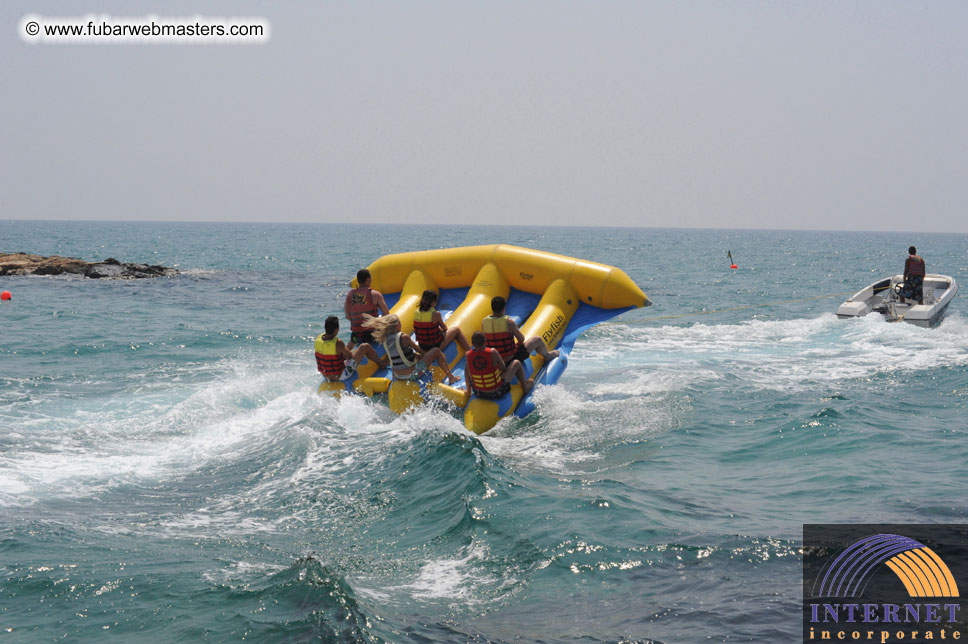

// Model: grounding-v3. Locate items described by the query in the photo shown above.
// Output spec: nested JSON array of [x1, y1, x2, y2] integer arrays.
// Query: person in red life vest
[[413, 290, 471, 353], [344, 269, 389, 348], [900, 245, 926, 306], [314, 316, 388, 382], [482, 296, 559, 365], [464, 331, 533, 400], [362, 313, 459, 384]]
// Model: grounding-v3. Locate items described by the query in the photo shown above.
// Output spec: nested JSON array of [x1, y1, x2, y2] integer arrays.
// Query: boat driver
[[344, 268, 389, 348], [900, 246, 925, 306]]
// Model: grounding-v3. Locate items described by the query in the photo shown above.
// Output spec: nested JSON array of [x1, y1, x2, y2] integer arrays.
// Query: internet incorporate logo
[[818, 534, 960, 599], [803, 525, 967, 643]]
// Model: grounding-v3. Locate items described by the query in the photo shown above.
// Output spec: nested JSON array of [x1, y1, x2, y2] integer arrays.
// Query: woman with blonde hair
[[363, 314, 459, 384]]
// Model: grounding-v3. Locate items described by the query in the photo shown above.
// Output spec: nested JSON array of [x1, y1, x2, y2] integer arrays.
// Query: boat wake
[[574, 312, 968, 393]]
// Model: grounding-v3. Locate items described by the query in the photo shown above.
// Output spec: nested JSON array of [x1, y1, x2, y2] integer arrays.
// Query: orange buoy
[[730, 264, 738, 270], [1, 291, 11, 301]]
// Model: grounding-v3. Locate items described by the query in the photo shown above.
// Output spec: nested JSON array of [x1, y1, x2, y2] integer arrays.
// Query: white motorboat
[[837, 274, 958, 327]]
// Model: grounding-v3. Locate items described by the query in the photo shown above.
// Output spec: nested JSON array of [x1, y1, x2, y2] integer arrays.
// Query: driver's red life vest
[[466, 347, 504, 393], [905, 255, 926, 277], [314, 335, 345, 378], [413, 308, 443, 346], [481, 315, 517, 360]]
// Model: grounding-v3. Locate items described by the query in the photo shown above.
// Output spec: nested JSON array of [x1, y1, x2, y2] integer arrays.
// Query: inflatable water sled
[[318, 245, 649, 433]]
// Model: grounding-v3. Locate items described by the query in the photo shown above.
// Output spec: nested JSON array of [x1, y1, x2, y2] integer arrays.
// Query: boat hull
[[837, 274, 958, 328]]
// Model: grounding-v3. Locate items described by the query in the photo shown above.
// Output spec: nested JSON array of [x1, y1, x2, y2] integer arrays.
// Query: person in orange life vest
[[413, 290, 471, 353], [899, 245, 926, 306], [464, 331, 533, 400], [344, 269, 389, 348], [362, 313, 459, 384], [482, 296, 560, 365], [314, 316, 388, 381]]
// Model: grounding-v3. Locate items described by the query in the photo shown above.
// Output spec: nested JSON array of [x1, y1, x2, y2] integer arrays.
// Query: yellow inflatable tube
[[353, 244, 648, 309], [325, 244, 649, 433], [440, 261, 510, 368]]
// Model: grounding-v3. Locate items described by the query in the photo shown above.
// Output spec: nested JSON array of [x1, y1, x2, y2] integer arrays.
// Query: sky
[[2, 1, 967, 232]]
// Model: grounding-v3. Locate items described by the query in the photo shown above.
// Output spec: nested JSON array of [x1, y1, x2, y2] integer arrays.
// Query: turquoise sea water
[[2, 221, 967, 643]]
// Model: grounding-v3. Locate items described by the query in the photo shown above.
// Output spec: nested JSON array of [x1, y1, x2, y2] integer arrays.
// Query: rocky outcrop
[[0, 253, 178, 279]]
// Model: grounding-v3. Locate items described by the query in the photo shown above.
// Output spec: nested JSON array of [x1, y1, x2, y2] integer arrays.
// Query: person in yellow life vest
[[344, 269, 389, 348], [900, 245, 926, 306], [314, 316, 387, 382], [413, 290, 471, 353], [464, 331, 533, 400], [362, 314, 459, 384], [482, 296, 560, 364]]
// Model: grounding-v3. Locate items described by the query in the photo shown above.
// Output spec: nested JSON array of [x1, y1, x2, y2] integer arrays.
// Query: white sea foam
[[574, 313, 968, 393], [393, 540, 499, 602], [354, 586, 392, 602], [202, 560, 287, 588], [0, 471, 30, 497], [151, 385, 469, 538], [177, 268, 221, 277], [480, 381, 680, 475], [0, 351, 323, 507]]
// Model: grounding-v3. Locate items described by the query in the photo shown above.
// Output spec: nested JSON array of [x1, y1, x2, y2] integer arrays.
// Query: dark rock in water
[[0, 253, 178, 279]]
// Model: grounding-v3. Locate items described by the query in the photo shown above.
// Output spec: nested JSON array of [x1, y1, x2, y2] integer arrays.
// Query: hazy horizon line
[[4, 217, 962, 237]]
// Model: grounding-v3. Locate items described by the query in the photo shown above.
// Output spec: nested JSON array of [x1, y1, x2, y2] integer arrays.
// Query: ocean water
[[1, 221, 967, 643]]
